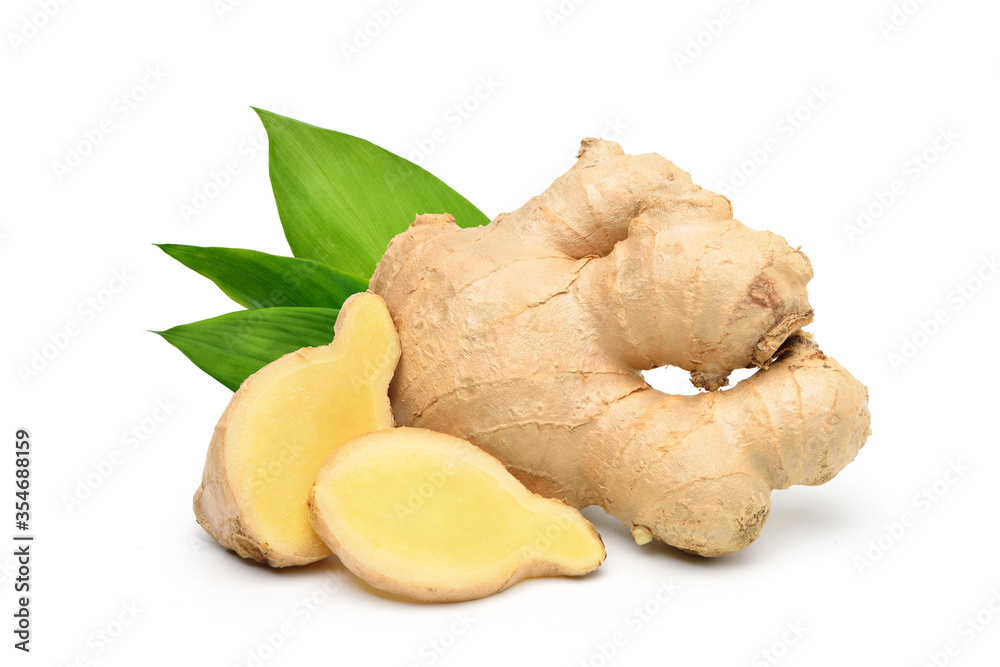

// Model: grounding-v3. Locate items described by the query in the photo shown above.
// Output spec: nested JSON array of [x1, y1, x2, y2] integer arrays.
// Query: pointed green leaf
[[156, 244, 367, 310], [254, 108, 490, 278], [153, 307, 340, 391]]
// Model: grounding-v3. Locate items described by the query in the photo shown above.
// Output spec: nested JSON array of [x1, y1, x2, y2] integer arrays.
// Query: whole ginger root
[[371, 139, 871, 557]]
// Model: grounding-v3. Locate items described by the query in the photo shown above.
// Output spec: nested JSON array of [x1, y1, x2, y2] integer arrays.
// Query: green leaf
[[153, 307, 341, 391], [156, 244, 367, 310], [254, 108, 490, 278]]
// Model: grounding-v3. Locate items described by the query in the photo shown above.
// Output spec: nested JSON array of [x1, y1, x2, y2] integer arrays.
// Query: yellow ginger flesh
[[309, 427, 605, 602], [194, 292, 400, 567]]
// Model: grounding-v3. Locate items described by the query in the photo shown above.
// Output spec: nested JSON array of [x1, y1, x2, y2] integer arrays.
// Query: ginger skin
[[371, 139, 871, 557]]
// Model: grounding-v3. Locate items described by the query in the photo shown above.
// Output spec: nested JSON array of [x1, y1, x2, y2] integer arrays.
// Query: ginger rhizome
[[371, 139, 871, 557], [194, 292, 400, 567], [308, 427, 606, 602]]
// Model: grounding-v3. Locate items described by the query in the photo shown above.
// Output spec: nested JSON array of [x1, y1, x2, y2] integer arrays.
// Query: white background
[[3, 1, 999, 665]]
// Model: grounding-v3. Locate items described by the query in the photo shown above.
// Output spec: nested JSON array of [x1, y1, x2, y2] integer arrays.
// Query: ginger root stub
[[372, 139, 872, 557], [308, 427, 606, 602], [194, 292, 400, 567]]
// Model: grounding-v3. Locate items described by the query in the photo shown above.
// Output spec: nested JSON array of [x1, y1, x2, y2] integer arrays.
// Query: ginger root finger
[[577, 185, 814, 390], [193, 292, 400, 567], [308, 428, 606, 603], [502, 138, 690, 259], [592, 333, 871, 557]]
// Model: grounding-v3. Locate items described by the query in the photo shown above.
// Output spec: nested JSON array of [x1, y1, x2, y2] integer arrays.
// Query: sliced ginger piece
[[308, 427, 606, 602], [194, 292, 400, 567]]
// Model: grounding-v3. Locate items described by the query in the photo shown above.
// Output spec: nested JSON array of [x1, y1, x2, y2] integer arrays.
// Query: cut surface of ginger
[[194, 292, 400, 567], [308, 427, 605, 602]]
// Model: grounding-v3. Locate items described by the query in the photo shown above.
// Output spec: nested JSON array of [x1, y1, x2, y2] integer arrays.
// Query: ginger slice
[[194, 292, 400, 567], [308, 427, 606, 602]]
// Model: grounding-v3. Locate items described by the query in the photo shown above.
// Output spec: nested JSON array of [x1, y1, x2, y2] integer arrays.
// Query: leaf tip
[[251, 106, 279, 127]]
